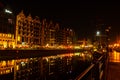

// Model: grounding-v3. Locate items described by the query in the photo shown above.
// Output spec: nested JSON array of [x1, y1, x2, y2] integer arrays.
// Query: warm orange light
[[110, 51, 120, 62], [17, 35, 20, 41], [16, 65, 19, 70], [2, 61, 6, 66]]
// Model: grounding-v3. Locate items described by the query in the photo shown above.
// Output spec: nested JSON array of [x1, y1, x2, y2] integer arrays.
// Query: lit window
[[17, 36, 20, 41]]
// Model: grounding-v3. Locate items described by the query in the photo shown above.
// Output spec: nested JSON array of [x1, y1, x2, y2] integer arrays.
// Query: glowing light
[[16, 65, 19, 70], [17, 35, 20, 41], [46, 44, 49, 47], [74, 52, 80, 55], [2, 61, 6, 66], [109, 51, 120, 62], [6, 70, 10, 74], [74, 46, 80, 49], [96, 31, 100, 36], [3, 42, 7, 48], [5, 9, 12, 14], [21, 62, 25, 66]]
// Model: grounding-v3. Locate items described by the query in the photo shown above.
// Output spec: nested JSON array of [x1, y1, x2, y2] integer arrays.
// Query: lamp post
[[96, 31, 100, 36], [5, 9, 12, 14], [96, 30, 102, 49]]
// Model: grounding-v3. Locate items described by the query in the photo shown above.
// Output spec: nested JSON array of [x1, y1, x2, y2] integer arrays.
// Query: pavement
[[108, 62, 120, 80]]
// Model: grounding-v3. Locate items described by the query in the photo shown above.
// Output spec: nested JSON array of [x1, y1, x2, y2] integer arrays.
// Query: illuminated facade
[[0, 33, 15, 48], [55, 27, 75, 46], [16, 11, 60, 47], [47, 21, 59, 46], [40, 19, 60, 46], [41, 19, 75, 47], [16, 10, 76, 47], [41, 19, 48, 46], [0, 5, 15, 48], [16, 11, 41, 46], [62, 28, 75, 46], [66, 28, 75, 45]]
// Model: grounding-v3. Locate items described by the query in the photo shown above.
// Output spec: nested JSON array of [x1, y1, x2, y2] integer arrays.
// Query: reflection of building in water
[[0, 60, 14, 79], [0, 52, 92, 80]]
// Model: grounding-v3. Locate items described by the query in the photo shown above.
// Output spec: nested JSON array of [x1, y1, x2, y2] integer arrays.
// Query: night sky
[[1, 1, 120, 41]]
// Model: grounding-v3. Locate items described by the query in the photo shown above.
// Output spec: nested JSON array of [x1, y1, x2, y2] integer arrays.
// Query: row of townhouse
[[16, 11, 76, 47], [0, 7, 76, 48]]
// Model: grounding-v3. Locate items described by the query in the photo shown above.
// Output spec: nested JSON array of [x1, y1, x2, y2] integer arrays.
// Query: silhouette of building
[[0, 2, 15, 48]]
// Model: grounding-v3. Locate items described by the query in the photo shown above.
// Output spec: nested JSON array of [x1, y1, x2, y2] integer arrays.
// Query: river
[[0, 51, 93, 80]]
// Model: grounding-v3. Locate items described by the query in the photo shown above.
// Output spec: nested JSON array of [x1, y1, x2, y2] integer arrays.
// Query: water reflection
[[109, 51, 120, 62], [0, 52, 93, 80]]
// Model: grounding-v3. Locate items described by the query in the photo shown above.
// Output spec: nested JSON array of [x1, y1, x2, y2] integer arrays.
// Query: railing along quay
[[75, 51, 109, 80]]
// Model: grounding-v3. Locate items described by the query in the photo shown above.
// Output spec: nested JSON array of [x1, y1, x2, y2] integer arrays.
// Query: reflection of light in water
[[74, 52, 80, 56], [21, 62, 26, 66], [43, 53, 74, 62], [16, 65, 19, 70], [81, 53, 85, 57], [42, 52, 93, 63], [58, 53, 73, 57], [110, 51, 120, 62], [0, 60, 16, 75]]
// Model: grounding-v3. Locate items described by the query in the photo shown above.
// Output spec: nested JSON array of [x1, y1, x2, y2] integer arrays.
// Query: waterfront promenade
[[0, 49, 93, 80], [1, 49, 117, 80]]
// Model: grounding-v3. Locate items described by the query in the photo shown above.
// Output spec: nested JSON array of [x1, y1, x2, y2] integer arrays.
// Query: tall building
[[0, 3, 15, 48], [16, 11, 41, 46], [41, 20, 60, 46], [16, 11, 60, 47], [55, 27, 63, 45], [48, 21, 59, 46], [56, 27, 75, 46], [41, 19, 49, 46], [16, 10, 76, 47]]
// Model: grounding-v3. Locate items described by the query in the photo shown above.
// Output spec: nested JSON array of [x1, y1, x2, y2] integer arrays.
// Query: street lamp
[[96, 30, 102, 49], [96, 31, 100, 36], [5, 9, 12, 14]]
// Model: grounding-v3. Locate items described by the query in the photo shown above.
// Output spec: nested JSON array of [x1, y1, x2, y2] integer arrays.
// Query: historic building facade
[[56, 27, 75, 46], [16, 11, 61, 47], [0, 2, 76, 48], [15, 11, 41, 46]]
